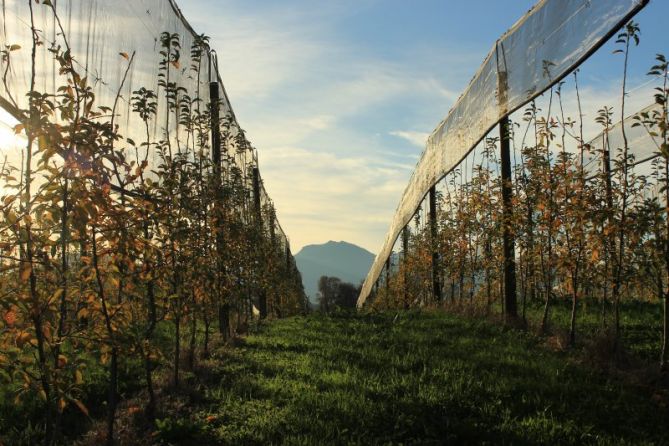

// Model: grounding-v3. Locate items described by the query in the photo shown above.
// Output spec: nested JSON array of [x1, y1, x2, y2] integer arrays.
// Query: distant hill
[[294, 241, 375, 306]]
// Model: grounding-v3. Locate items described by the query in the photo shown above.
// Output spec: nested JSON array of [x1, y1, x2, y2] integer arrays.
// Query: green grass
[[165, 311, 669, 445], [516, 298, 663, 361]]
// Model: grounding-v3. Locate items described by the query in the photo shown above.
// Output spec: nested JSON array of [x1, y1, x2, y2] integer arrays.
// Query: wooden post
[[402, 226, 409, 308], [269, 207, 276, 248], [429, 186, 442, 302], [210, 82, 221, 173], [252, 167, 267, 319], [500, 116, 518, 319], [385, 257, 391, 293], [286, 242, 291, 270], [210, 81, 230, 338]]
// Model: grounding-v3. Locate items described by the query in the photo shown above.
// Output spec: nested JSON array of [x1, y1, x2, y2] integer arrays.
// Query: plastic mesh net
[[358, 0, 648, 306], [0, 0, 294, 257]]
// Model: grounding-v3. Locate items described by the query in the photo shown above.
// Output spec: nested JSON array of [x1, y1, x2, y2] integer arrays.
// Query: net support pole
[[286, 243, 291, 270], [402, 225, 410, 308], [385, 257, 390, 293], [268, 208, 277, 317], [210, 81, 230, 339], [429, 185, 442, 302], [269, 208, 276, 247], [252, 167, 267, 319], [500, 116, 518, 320]]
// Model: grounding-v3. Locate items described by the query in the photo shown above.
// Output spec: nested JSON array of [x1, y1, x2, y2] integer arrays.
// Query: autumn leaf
[[72, 399, 89, 417], [119, 52, 129, 60], [19, 264, 32, 282], [3, 309, 17, 327]]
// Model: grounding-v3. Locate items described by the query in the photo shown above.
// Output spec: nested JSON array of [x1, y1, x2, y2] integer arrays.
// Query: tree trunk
[[106, 348, 118, 446], [661, 293, 668, 371], [188, 305, 197, 370], [202, 314, 210, 359], [143, 349, 155, 421], [173, 314, 180, 388], [569, 273, 578, 347]]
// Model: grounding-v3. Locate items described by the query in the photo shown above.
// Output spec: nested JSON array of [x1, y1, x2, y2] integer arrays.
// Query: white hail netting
[[584, 103, 662, 177], [0, 0, 292, 256], [358, 0, 649, 307]]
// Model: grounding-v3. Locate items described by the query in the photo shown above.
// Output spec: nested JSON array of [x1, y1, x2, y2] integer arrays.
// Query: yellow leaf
[[72, 399, 89, 417], [57, 355, 67, 368], [38, 389, 47, 401], [119, 52, 129, 60], [591, 249, 600, 262], [9, 44, 21, 51], [38, 135, 49, 151], [58, 398, 66, 413], [50, 288, 64, 303], [20, 264, 32, 282], [75, 370, 84, 385], [15, 331, 31, 348], [42, 325, 51, 340]]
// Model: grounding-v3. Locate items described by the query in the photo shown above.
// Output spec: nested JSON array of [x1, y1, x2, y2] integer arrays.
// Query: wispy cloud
[[258, 146, 409, 252], [389, 130, 429, 148], [184, 1, 655, 254], [177, 2, 480, 252]]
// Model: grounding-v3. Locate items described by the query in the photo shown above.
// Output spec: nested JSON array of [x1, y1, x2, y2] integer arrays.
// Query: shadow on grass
[[190, 312, 668, 445]]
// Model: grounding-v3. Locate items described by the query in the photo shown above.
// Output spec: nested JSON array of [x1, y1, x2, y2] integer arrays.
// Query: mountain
[[294, 241, 375, 306]]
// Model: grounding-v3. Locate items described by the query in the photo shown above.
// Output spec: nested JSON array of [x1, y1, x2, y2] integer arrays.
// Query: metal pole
[[500, 116, 518, 319], [429, 186, 442, 302]]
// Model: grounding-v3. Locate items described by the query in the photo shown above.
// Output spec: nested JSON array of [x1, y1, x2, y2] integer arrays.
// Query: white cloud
[[298, 115, 335, 131], [389, 130, 429, 148], [258, 146, 410, 252], [176, 1, 510, 253]]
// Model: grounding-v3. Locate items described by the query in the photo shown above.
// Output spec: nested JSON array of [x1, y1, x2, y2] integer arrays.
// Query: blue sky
[[178, 0, 669, 253]]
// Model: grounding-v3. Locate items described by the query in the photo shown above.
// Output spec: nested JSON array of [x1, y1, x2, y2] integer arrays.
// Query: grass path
[[153, 311, 669, 445]]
